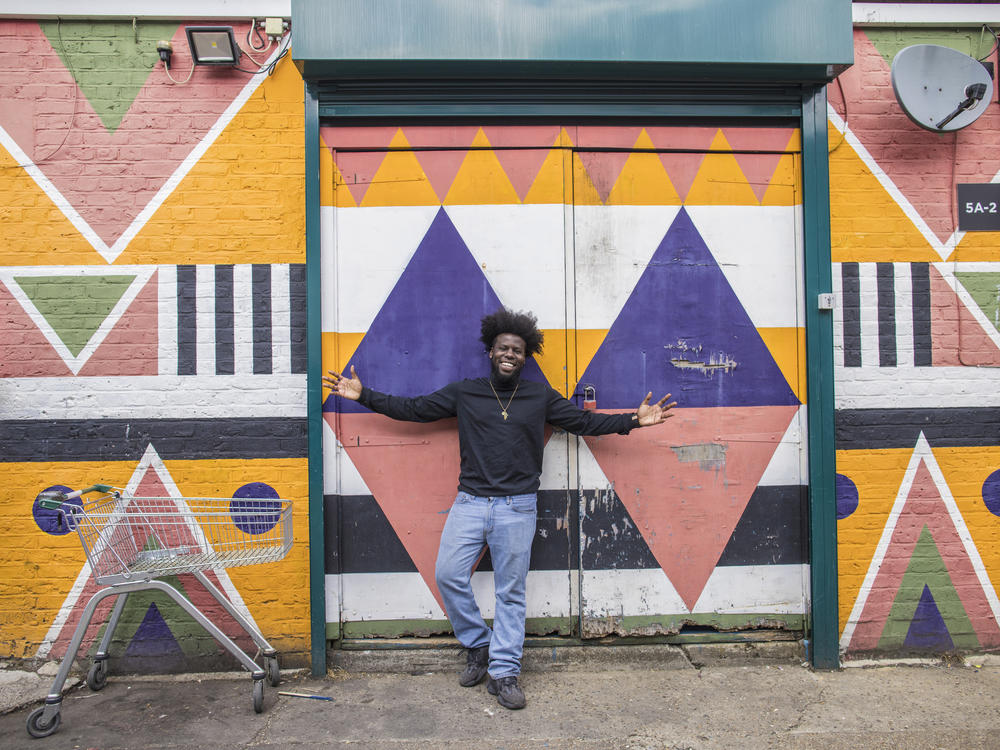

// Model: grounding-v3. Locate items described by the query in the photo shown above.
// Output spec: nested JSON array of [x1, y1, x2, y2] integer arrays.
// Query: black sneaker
[[487, 675, 526, 710], [458, 645, 489, 687]]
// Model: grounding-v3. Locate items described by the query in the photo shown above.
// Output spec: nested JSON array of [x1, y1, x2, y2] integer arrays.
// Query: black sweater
[[358, 377, 636, 496]]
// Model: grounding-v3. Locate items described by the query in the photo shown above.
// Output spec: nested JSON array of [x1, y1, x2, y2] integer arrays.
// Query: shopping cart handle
[[37, 484, 114, 509]]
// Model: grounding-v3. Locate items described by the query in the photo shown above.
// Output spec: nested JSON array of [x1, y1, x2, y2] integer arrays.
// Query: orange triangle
[[523, 129, 573, 205], [584, 405, 798, 610], [362, 129, 440, 207], [606, 130, 682, 206], [756, 327, 806, 403], [444, 129, 521, 205], [685, 131, 759, 206]]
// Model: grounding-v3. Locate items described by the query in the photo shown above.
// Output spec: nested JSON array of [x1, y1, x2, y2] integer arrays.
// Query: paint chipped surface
[[670, 442, 727, 471]]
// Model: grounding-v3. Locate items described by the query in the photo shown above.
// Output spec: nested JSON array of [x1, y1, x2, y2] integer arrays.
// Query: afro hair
[[480, 308, 544, 357]]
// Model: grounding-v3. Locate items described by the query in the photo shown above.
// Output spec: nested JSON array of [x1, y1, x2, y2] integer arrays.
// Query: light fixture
[[185, 26, 241, 66]]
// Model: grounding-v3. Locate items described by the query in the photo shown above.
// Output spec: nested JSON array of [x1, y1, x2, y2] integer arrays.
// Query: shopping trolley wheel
[[252, 678, 264, 714], [266, 656, 280, 687], [86, 660, 108, 691], [26, 706, 61, 738]]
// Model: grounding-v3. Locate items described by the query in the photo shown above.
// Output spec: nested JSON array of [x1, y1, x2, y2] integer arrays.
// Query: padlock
[[583, 385, 596, 410]]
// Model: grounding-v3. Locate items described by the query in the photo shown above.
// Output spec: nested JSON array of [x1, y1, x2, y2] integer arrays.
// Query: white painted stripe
[[858, 262, 880, 368], [854, 3, 1000, 27], [329, 566, 808, 625], [894, 262, 914, 367], [271, 263, 291, 375], [320, 206, 337, 333], [233, 264, 254, 375], [836, 366, 1000, 408], [158, 265, 177, 376], [832, 262, 845, 368], [196, 264, 216, 376], [757, 405, 806, 487], [0, 374, 306, 419]]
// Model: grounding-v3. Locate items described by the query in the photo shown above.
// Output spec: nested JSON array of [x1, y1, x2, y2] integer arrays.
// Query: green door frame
[[303, 83, 839, 674]]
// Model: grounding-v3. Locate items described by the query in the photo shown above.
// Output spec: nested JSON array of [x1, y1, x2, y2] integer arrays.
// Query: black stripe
[[331, 490, 575, 574], [0, 418, 307, 461], [252, 264, 272, 375], [215, 265, 235, 375], [177, 265, 197, 375], [717, 485, 807, 566], [911, 262, 932, 367], [841, 263, 861, 367], [877, 262, 896, 367], [290, 263, 307, 374], [837, 408, 1000, 449]]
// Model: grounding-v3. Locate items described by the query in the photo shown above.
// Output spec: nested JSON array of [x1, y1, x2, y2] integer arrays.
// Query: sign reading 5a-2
[[958, 184, 1000, 230]]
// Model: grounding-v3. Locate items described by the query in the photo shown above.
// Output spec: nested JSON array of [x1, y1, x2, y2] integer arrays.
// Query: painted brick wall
[[0, 18, 310, 669], [831, 27, 1000, 658]]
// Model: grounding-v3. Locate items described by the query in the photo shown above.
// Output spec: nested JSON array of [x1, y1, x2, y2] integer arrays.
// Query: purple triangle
[[579, 208, 799, 408], [328, 207, 545, 413], [125, 602, 184, 658], [903, 585, 955, 651]]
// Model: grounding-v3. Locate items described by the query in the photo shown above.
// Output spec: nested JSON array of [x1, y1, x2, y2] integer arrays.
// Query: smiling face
[[489, 332, 527, 384]]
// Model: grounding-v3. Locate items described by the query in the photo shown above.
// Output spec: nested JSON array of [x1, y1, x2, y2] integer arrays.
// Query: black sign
[[958, 184, 1000, 231]]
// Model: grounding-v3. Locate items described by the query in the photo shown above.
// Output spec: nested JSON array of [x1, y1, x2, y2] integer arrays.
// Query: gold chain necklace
[[488, 380, 519, 421]]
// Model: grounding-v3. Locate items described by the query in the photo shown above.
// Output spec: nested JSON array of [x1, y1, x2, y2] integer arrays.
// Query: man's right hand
[[323, 365, 363, 401]]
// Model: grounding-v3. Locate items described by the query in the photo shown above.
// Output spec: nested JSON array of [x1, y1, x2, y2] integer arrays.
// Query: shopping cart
[[26, 484, 293, 739]]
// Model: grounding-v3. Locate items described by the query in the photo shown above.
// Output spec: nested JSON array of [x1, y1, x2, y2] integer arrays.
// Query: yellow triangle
[[685, 130, 759, 206], [119, 60, 306, 264], [322, 331, 365, 380], [320, 139, 357, 209], [535, 328, 607, 398], [759, 153, 799, 206], [760, 131, 802, 207], [0, 145, 109, 266], [828, 125, 939, 263], [756, 327, 806, 403], [571, 151, 604, 206], [523, 130, 572, 205], [934, 446, 1000, 596], [606, 129, 681, 206], [362, 129, 439, 207], [951, 229, 1000, 261], [443, 129, 521, 206], [835, 448, 914, 632]]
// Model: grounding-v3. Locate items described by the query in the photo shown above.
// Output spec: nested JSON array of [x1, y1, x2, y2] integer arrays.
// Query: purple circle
[[32, 485, 75, 535], [982, 470, 1000, 516], [836, 474, 859, 520], [230, 483, 282, 535]]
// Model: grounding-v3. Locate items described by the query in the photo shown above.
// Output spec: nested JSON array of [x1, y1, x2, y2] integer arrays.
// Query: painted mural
[[831, 28, 1000, 657], [319, 124, 810, 638], [0, 20, 310, 666]]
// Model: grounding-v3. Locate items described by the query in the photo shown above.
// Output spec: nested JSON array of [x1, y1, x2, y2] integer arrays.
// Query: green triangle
[[878, 526, 979, 650], [865, 28, 994, 68], [15, 275, 136, 357], [955, 272, 1000, 333], [39, 20, 179, 133]]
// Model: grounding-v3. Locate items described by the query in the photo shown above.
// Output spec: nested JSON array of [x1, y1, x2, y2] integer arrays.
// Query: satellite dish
[[891, 44, 993, 132]]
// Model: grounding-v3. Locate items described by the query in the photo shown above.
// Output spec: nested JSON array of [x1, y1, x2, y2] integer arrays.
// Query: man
[[324, 308, 675, 710]]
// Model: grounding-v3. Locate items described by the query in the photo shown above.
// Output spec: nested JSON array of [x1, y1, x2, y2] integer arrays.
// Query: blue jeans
[[435, 491, 537, 678]]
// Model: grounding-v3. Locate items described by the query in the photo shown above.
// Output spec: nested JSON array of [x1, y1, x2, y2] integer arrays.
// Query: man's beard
[[490, 358, 521, 386]]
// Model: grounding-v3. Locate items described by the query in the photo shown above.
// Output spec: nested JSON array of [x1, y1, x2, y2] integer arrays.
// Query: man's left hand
[[635, 392, 676, 427]]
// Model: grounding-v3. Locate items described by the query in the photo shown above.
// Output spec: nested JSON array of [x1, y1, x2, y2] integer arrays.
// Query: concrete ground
[[2, 643, 999, 749]]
